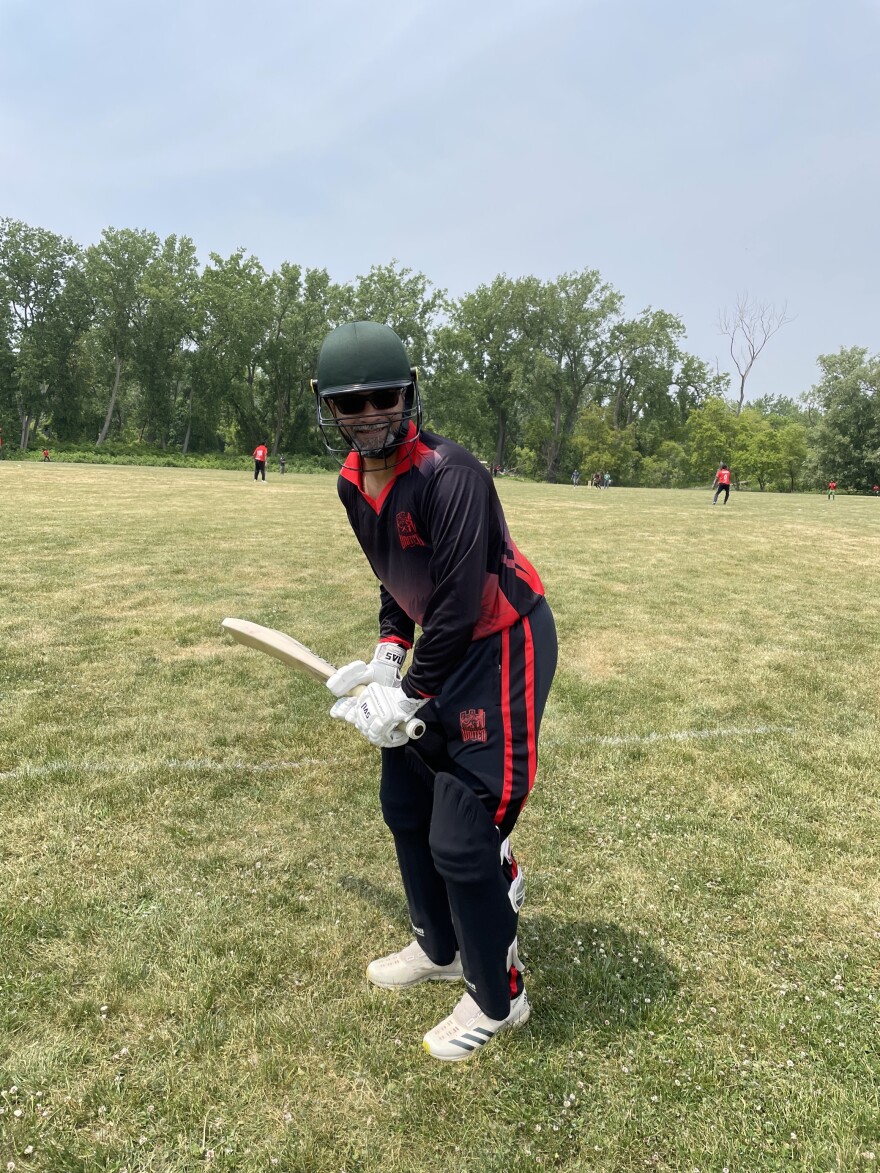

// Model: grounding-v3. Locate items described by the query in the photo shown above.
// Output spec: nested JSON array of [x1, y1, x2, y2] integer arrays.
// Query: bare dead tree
[[719, 293, 793, 414]]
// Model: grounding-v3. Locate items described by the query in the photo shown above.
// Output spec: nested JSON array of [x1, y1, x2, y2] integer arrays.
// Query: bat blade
[[221, 618, 337, 684], [221, 617, 426, 740]]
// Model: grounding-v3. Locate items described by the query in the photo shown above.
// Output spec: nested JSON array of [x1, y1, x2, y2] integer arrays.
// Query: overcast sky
[[2, 0, 878, 400]]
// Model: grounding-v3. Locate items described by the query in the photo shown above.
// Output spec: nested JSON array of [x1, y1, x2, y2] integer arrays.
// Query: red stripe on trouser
[[496, 627, 514, 827], [523, 614, 537, 791], [494, 618, 539, 827]]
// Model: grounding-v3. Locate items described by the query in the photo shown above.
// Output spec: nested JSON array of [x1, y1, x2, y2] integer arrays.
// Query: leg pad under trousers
[[429, 771, 519, 1019], [380, 748, 457, 966]]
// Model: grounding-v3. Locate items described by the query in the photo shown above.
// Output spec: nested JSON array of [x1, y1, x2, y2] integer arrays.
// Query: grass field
[[1, 463, 879, 1173]]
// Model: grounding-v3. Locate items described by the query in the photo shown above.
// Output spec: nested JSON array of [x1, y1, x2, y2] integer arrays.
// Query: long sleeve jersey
[[337, 427, 545, 700]]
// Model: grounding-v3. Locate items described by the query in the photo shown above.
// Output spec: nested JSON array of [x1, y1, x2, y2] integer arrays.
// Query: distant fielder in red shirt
[[712, 462, 731, 505], [828, 480, 836, 500], [252, 442, 268, 482]]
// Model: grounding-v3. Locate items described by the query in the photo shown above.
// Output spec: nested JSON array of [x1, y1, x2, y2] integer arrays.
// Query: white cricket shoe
[[422, 990, 530, 1061], [367, 940, 463, 989]]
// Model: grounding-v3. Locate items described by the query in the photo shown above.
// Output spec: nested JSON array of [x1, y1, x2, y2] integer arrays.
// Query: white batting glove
[[325, 642, 407, 698], [368, 642, 407, 687], [329, 691, 406, 747], [329, 694, 360, 724], [352, 682, 427, 748]]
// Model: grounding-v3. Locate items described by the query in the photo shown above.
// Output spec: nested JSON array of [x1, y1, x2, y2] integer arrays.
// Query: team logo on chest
[[396, 511, 426, 549], [459, 708, 488, 743]]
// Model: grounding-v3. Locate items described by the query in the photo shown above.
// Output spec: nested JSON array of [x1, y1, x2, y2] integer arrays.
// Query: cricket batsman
[[313, 321, 557, 1061]]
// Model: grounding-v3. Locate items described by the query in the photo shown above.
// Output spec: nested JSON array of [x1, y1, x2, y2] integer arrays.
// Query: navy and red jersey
[[717, 468, 731, 485], [337, 427, 545, 700]]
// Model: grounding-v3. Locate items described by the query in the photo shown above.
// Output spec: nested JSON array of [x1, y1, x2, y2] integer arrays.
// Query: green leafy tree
[[567, 404, 640, 484], [775, 420, 808, 491], [737, 395, 808, 490], [531, 270, 622, 481], [131, 234, 201, 447], [603, 309, 685, 433], [750, 393, 807, 422], [807, 347, 880, 488], [639, 440, 690, 487], [345, 261, 447, 376], [0, 218, 86, 447], [433, 275, 538, 467], [86, 227, 161, 444], [686, 397, 739, 484], [261, 264, 340, 457], [734, 409, 785, 490], [198, 249, 274, 449]]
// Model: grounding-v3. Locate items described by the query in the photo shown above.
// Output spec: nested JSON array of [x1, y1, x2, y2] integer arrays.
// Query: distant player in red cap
[[827, 480, 836, 500]]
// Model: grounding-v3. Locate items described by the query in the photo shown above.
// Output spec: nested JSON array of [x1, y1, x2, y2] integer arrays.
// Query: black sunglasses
[[326, 388, 404, 415]]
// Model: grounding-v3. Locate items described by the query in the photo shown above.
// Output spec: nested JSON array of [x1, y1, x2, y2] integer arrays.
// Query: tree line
[[1, 217, 877, 489]]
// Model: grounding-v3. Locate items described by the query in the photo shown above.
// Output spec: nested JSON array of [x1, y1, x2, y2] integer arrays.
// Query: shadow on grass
[[338, 873, 409, 923], [339, 874, 679, 1041], [522, 915, 680, 1041]]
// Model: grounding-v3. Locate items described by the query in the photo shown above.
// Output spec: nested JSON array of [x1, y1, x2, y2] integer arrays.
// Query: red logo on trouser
[[459, 708, 487, 742]]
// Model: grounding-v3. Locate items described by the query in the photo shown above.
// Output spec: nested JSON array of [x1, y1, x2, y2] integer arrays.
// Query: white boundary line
[[0, 726, 796, 779], [0, 758, 338, 781]]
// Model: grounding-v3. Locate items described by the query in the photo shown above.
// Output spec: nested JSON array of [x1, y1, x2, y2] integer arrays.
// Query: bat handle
[[404, 716, 426, 740]]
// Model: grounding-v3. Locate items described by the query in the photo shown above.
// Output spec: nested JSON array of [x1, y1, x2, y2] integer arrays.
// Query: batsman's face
[[328, 388, 405, 457]]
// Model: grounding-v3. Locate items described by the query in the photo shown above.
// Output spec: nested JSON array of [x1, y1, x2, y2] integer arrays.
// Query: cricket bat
[[221, 617, 426, 740]]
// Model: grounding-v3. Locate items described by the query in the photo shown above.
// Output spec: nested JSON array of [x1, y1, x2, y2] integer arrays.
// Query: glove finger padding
[[330, 695, 360, 723], [366, 724, 410, 749], [326, 660, 371, 698]]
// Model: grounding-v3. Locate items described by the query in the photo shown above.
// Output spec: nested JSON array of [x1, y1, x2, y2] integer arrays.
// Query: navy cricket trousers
[[379, 597, 557, 1018]]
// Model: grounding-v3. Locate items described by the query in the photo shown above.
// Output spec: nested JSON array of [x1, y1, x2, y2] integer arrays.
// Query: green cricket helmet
[[312, 321, 421, 459]]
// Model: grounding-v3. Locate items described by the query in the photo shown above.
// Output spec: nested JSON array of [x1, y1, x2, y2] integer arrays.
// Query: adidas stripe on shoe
[[422, 990, 530, 1061], [367, 940, 464, 989]]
